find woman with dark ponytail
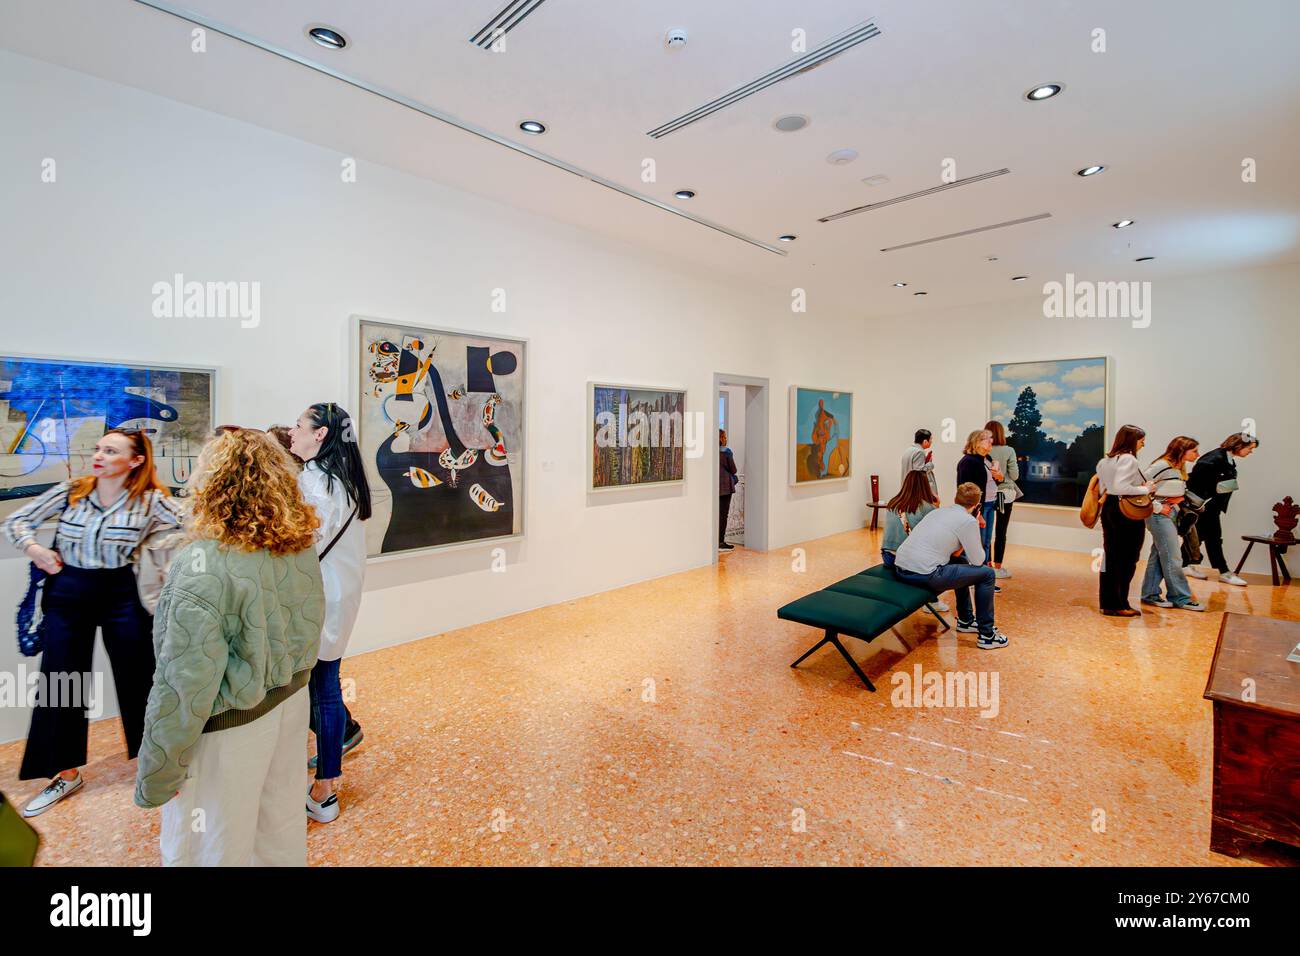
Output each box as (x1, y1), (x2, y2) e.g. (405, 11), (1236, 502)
(289, 403), (371, 823)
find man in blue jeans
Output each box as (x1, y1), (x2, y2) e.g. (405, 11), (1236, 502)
(894, 482), (1010, 649)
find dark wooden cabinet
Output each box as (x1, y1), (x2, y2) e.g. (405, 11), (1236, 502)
(1203, 613), (1300, 857)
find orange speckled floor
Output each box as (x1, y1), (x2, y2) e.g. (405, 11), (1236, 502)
(4, 529), (1298, 866)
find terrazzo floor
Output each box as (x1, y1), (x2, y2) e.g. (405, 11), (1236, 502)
(4, 528), (1297, 866)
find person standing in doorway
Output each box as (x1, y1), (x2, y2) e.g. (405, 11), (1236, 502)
(4, 428), (183, 818)
(720, 429), (738, 553)
(289, 403), (371, 824)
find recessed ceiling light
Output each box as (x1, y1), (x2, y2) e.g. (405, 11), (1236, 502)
(674, 189), (695, 200)
(306, 25), (348, 50)
(913, 291), (927, 296)
(1135, 256), (1155, 262)
(1024, 83), (1063, 101)
(1112, 219), (1135, 229)
(893, 282), (907, 288)
(1011, 275), (1029, 281)
(778, 234), (797, 242)
(1076, 165), (1106, 177)
(862, 174), (890, 187)
(773, 114), (809, 133)
(986, 256), (999, 262)
(827, 148), (859, 165)
(519, 120), (546, 135)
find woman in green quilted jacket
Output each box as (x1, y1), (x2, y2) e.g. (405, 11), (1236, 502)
(134, 427), (325, 866)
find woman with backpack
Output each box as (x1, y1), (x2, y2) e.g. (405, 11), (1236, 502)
(1184, 432), (1259, 586)
(288, 403), (371, 824)
(1139, 436), (1206, 612)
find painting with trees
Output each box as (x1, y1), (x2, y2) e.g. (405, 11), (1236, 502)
(988, 357), (1108, 507)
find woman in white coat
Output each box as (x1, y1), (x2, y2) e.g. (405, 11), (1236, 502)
(289, 402), (371, 823)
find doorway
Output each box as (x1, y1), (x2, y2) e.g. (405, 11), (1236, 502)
(712, 373), (769, 562)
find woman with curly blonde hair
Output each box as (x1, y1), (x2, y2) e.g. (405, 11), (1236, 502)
(135, 427), (326, 866)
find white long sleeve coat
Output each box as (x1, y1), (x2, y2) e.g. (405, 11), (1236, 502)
(299, 461), (365, 661)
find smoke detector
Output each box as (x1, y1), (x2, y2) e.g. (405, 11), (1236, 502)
(665, 28), (688, 49)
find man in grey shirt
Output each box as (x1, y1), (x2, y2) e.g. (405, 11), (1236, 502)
(894, 482), (1009, 649)
(901, 428), (939, 498)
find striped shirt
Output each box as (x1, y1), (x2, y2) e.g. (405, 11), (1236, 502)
(3, 481), (184, 570)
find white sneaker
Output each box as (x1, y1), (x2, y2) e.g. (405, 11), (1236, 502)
(933, 600), (950, 613)
(23, 772), (83, 817)
(1219, 572), (1248, 587)
(1185, 566), (1208, 580)
(994, 567), (1011, 579)
(977, 628), (1010, 649)
(306, 787), (340, 823)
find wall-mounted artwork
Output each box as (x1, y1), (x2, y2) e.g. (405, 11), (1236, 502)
(357, 317), (525, 557)
(790, 386), (852, 484)
(0, 355), (213, 521)
(988, 356), (1109, 508)
(588, 383), (686, 491)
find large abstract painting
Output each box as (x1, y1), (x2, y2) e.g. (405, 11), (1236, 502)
(988, 356), (1109, 508)
(790, 386), (852, 484)
(589, 383), (686, 490)
(357, 318), (525, 557)
(0, 355), (213, 521)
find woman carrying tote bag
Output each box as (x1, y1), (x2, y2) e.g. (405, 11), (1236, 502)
(1094, 425), (1156, 617)
(2, 428), (183, 817)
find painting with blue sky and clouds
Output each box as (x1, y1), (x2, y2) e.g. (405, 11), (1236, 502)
(988, 357), (1108, 507)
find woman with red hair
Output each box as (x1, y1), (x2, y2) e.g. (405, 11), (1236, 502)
(3, 428), (183, 817)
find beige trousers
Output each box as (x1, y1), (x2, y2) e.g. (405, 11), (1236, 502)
(159, 687), (309, 866)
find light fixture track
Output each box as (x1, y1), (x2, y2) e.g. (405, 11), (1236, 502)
(129, 0), (787, 256)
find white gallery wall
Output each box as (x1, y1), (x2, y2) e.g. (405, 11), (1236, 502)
(1, 51), (1297, 744)
(0, 52), (872, 742)
(860, 262), (1300, 559)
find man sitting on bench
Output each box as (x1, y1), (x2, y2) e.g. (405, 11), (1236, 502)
(893, 481), (1010, 649)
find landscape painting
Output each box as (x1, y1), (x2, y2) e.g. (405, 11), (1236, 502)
(0, 355), (213, 521)
(790, 386), (852, 484)
(357, 317), (525, 557)
(988, 356), (1109, 508)
(589, 383), (686, 490)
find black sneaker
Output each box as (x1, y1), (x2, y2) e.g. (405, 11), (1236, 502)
(718, 543), (735, 553)
(955, 619), (979, 633)
(308, 721), (364, 771)
(977, 628), (1010, 649)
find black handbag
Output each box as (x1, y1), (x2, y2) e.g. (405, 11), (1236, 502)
(1177, 489), (1207, 537)
(15, 563), (48, 657)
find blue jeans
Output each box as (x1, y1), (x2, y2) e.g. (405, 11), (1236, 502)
(308, 658), (345, 780)
(881, 550), (896, 567)
(896, 556), (997, 635)
(980, 501), (996, 564)
(1142, 510), (1193, 606)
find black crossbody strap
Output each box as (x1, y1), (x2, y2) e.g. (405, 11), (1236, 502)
(319, 507), (357, 561)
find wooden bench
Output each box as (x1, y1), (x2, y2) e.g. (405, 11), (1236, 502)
(778, 564), (950, 691)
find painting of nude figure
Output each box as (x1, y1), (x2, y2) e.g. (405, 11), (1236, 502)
(790, 386), (852, 484)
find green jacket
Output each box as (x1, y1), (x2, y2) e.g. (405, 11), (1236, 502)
(134, 539), (325, 808)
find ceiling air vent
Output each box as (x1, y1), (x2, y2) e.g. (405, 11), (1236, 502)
(879, 213), (1052, 253)
(647, 19), (882, 139)
(470, 0), (549, 49)
(820, 169), (1011, 223)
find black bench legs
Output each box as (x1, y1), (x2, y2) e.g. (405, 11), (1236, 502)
(790, 629), (877, 691)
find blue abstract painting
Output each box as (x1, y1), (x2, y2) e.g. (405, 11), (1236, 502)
(0, 355), (213, 518)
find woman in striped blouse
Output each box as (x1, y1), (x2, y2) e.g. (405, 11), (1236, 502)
(3, 428), (183, 817)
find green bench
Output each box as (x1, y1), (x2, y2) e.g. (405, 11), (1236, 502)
(777, 564), (951, 691)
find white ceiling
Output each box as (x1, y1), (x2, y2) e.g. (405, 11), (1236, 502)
(5, 0), (1299, 317)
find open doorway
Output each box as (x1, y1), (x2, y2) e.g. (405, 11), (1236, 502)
(713, 373), (769, 562)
